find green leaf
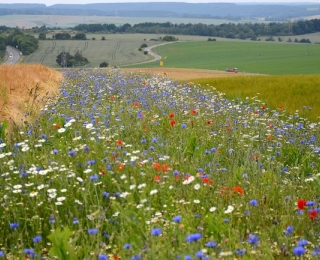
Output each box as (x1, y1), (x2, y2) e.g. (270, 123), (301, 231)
(47, 227), (77, 260)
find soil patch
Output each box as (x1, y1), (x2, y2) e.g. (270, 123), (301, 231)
(120, 68), (251, 81)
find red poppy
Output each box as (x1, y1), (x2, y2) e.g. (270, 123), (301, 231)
(297, 199), (307, 210)
(206, 121), (211, 125)
(153, 162), (161, 171)
(110, 95), (115, 100)
(154, 175), (161, 182)
(278, 105), (283, 110)
(169, 113), (175, 118)
(202, 177), (213, 184)
(309, 210), (318, 220)
(170, 120), (176, 127)
(161, 164), (170, 172)
(133, 102), (140, 107)
(54, 123), (61, 129)
(254, 110), (259, 114)
(233, 186), (243, 195)
(191, 109), (197, 115)
(118, 164), (125, 170)
(116, 140), (123, 146)
(262, 105), (267, 110)
(98, 166), (106, 175)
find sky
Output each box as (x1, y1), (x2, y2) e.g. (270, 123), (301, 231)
(2, 0), (320, 5)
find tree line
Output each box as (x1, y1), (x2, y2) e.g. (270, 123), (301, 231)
(71, 19), (320, 40)
(0, 28), (38, 59)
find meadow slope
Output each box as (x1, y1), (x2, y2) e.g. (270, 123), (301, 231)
(0, 65), (319, 259)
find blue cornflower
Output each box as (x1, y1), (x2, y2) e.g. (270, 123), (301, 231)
(9, 222), (19, 229)
(53, 148), (59, 155)
(103, 192), (110, 198)
(292, 246), (305, 256)
(87, 160), (96, 165)
(312, 248), (320, 256)
(185, 233), (202, 243)
(306, 201), (315, 207)
(173, 215), (182, 223)
(172, 170), (180, 177)
(124, 243), (131, 249)
(195, 251), (204, 259)
(68, 150), (76, 156)
(184, 255), (192, 260)
(49, 215), (55, 224)
(24, 248), (34, 254)
(151, 228), (162, 236)
(297, 239), (308, 247)
(249, 199), (258, 206)
(32, 235), (42, 243)
(205, 241), (217, 248)
(98, 254), (108, 260)
(247, 234), (259, 245)
(181, 123), (187, 129)
(90, 175), (99, 181)
(223, 218), (230, 223)
(211, 147), (216, 152)
(284, 225), (294, 235)
(130, 254), (141, 260)
(28, 253), (38, 259)
(151, 138), (158, 143)
(0, 251), (4, 257)
(88, 228), (98, 235)
(84, 145), (89, 152)
(235, 248), (246, 256)
(72, 218), (79, 224)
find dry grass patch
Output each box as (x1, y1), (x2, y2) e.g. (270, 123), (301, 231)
(0, 64), (62, 127)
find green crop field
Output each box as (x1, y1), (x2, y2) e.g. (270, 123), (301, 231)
(24, 36), (160, 67)
(23, 33), (320, 74)
(127, 40), (320, 75)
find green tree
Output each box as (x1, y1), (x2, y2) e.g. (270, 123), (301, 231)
(73, 33), (86, 40)
(39, 32), (46, 40)
(99, 61), (108, 68)
(73, 51), (89, 66)
(55, 33), (71, 40)
(56, 52), (74, 67)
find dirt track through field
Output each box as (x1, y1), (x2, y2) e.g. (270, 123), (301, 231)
(120, 68), (251, 81)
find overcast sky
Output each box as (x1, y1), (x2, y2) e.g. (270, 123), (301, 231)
(2, 0), (320, 5)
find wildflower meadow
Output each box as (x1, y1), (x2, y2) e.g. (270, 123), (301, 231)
(0, 69), (320, 259)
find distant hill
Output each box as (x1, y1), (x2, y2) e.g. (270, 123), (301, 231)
(0, 2), (320, 20)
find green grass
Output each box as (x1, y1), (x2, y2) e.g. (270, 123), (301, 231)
(127, 41), (320, 75)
